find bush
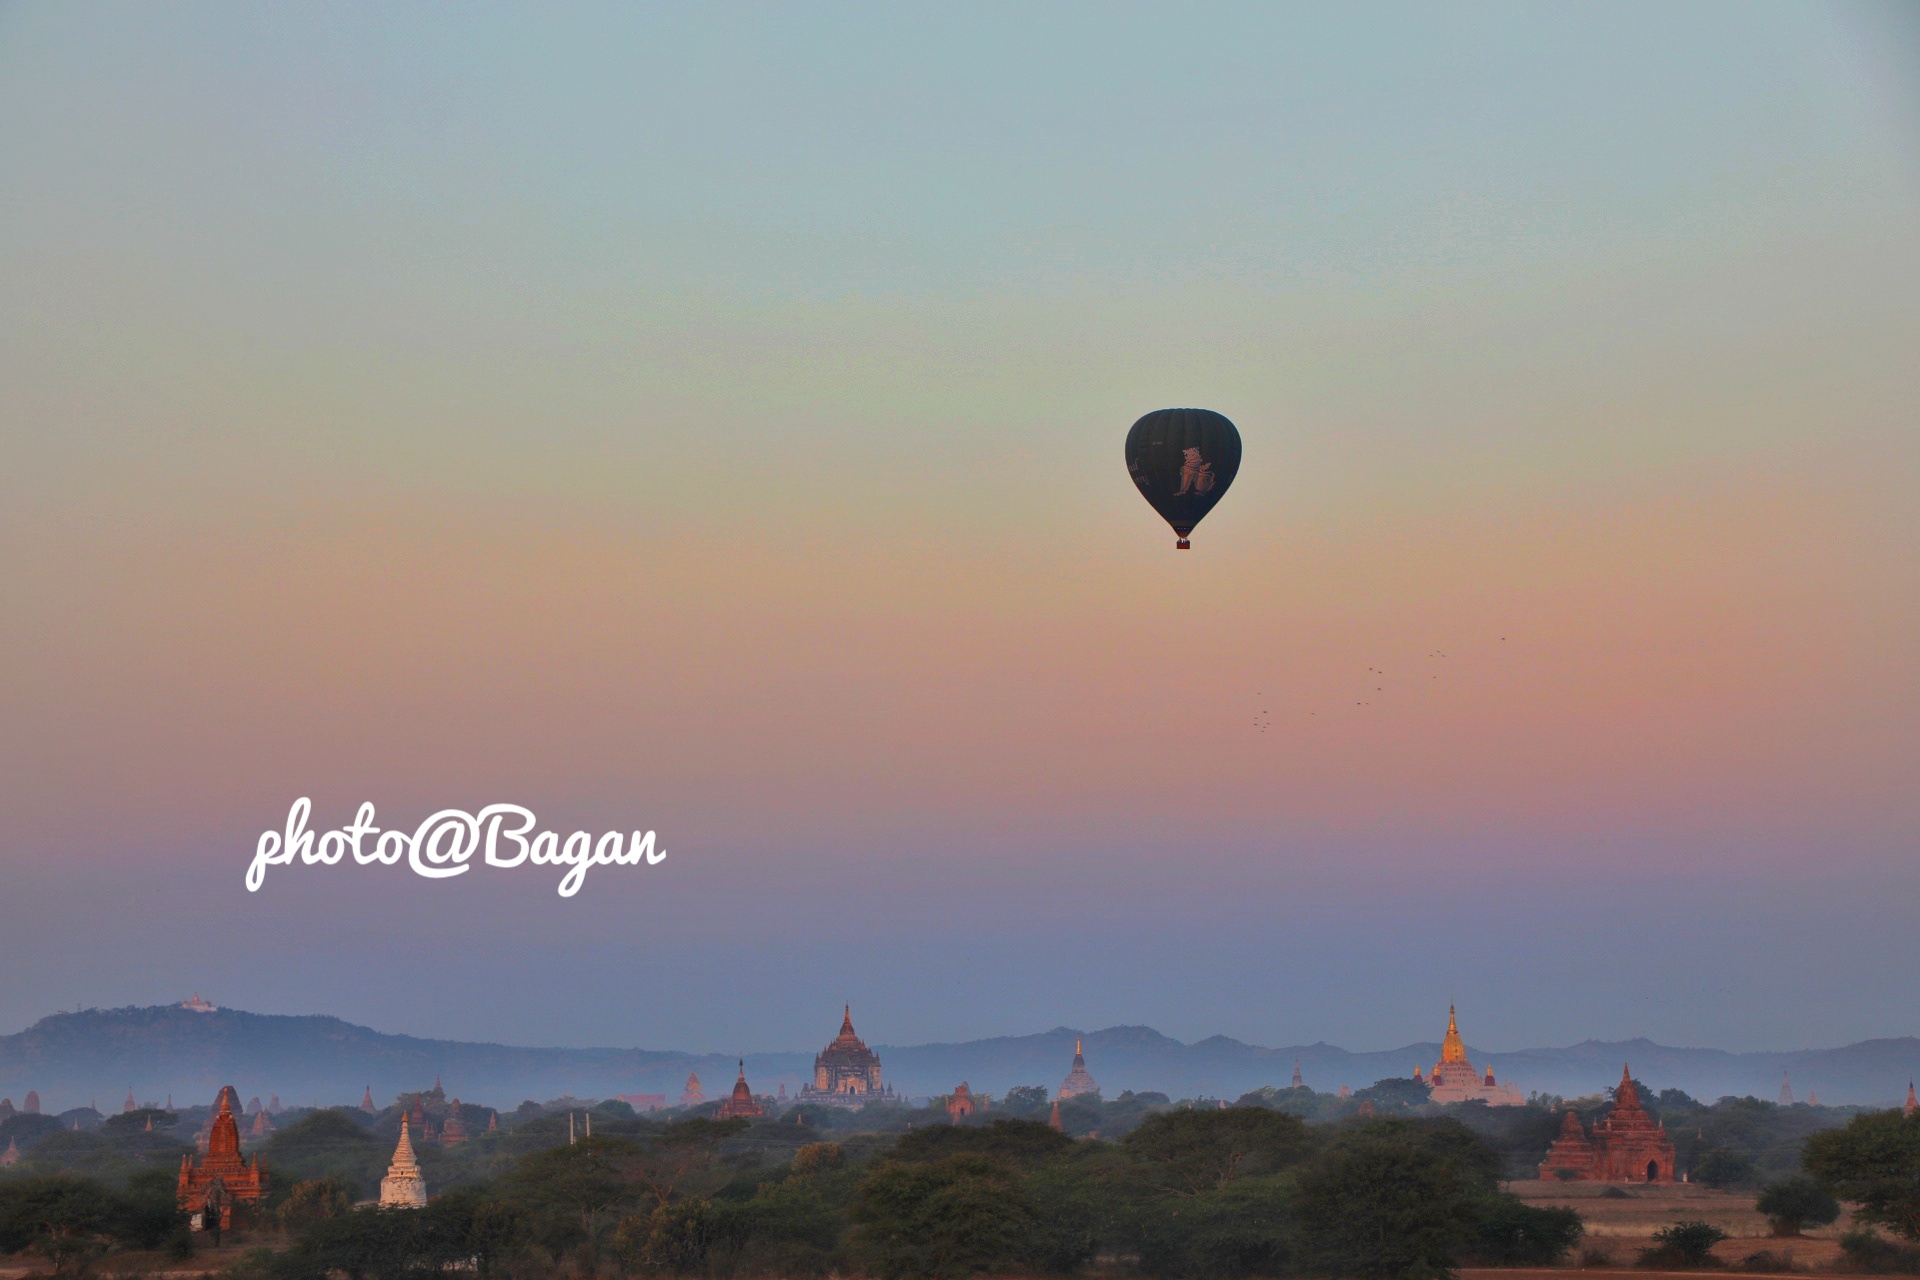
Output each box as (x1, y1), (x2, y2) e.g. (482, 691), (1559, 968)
(1839, 1228), (1920, 1274)
(1639, 1220), (1729, 1269)
(1757, 1177), (1840, 1236)
(1736, 1249), (1798, 1272)
(1468, 1196), (1583, 1266)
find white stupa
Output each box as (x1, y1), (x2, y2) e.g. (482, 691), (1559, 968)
(379, 1115), (427, 1208)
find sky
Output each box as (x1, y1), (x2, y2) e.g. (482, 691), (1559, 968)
(1, 2), (1917, 1072)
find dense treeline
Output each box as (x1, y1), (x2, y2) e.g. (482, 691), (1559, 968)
(0, 1109), (1580, 1279)
(2, 1078), (1909, 1279)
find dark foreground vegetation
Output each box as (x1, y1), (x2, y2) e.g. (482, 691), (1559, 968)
(1, 1080), (1915, 1280)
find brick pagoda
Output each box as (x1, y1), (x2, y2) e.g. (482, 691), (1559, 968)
(1537, 1065), (1676, 1183)
(177, 1087), (265, 1229)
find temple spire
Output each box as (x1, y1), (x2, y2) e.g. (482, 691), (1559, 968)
(1440, 1005), (1468, 1064)
(1906, 1082), (1916, 1118)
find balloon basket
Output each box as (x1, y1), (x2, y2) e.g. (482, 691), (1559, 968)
(1176, 538), (1190, 550)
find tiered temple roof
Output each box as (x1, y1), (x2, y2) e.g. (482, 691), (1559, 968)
(379, 1116), (427, 1208)
(1058, 1038), (1099, 1099)
(441, 1100), (469, 1145)
(177, 1086), (266, 1228)
(1537, 1065), (1676, 1183)
(716, 1062), (767, 1120)
(1424, 1007), (1525, 1106)
(801, 1007), (894, 1107)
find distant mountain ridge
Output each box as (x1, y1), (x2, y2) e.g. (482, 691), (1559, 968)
(2, 1005), (1913, 1112)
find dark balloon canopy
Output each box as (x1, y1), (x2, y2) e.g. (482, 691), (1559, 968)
(1124, 408), (1242, 548)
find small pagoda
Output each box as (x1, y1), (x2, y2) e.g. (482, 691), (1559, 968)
(715, 1062), (767, 1120)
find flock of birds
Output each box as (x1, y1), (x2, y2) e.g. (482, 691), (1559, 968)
(1251, 638), (1507, 732)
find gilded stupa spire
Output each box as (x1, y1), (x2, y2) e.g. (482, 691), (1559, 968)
(1441, 1004), (1467, 1064)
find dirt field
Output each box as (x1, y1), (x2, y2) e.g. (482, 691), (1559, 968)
(1506, 1179), (1855, 1271)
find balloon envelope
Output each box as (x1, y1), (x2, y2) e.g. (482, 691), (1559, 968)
(1124, 408), (1241, 547)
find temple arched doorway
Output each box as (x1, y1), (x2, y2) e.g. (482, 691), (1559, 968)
(1647, 1160), (1660, 1182)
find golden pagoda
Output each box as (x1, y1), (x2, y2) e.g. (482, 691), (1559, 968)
(1423, 1006), (1525, 1106)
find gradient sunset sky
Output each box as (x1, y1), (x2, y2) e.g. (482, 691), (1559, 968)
(2, 3), (1917, 1070)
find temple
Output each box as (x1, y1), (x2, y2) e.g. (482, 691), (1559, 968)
(1058, 1038), (1099, 1099)
(1905, 1083), (1916, 1118)
(177, 1087), (266, 1228)
(946, 1082), (978, 1122)
(1536, 1065), (1676, 1183)
(1780, 1073), (1795, 1105)
(716, 1062), (767, 1120)
(441, 1100), (469, 1145)
(1290, 1062), (1305, 1089)
(0, 1139), (17, 1167)
(361, 1087), (376, 1114)
(680, 1073), (705, 1107)
(379, 1116), (427, 1208)
(800, 1007), (896, 1107)
(1424, 1007), (1524, 1106)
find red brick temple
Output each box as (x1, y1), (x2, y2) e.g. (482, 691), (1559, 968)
(946, 1082), (978, 1122)
(1537, 1065), (1677, 1183)
(715, 1062), (767, 1119)
(177, 1087), (265, 1228)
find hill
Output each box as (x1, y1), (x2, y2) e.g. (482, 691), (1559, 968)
(2, 1004), (1913, 1112)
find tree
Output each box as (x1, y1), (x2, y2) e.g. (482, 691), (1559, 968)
(1638, 1220), (1728, 1268)
(1693, 1146), (1756, 1189)
(502, 1135), (641, 1253)
(0, 1175), (119, 1274)
(850, 1154), (1044, 1280)
(278, 1178), (352, 1230)
(1804, 1110), (1920, 1240)
(1295, 1126), (1486, 1280)
(1355, 1077), (1435, 1109)
(1756, 1177), (1840, 1236)
(1121, 1107), (1310, 1196)
(1001, 1086), (1050, 1115)
(790, 1142), (845, 1177)
(893, 1119), (1072, 1170)
(263, 1110), (384, 1200)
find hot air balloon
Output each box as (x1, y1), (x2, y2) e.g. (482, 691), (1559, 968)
(1124, 408), (1241, 548)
